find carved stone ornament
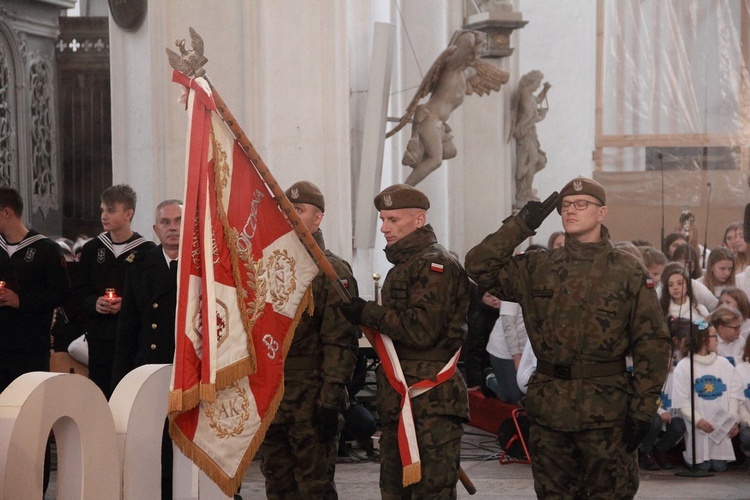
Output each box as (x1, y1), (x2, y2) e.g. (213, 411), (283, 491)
(29, 53), (58, 218)
(0, 44), (15, 187)
(108, 0), (147, 32)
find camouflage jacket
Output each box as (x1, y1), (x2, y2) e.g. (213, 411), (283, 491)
(273, 230), (359, 424)
(361, 225), (470, 424)
(465, 217), (670, 430)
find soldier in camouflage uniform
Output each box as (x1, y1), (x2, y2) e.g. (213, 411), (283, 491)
(340, 184), (470, 500)
(259, 181), (359, 500)
(465, 177), (670, 498)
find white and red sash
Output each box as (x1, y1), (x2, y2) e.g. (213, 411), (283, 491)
(370, 330), (460, 486)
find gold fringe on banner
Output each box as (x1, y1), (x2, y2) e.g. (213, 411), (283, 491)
(200, 382), (216, 403)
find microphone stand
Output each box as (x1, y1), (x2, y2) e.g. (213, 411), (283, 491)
(701, 182), (712, 269)
(675, 219), (713, 478)
(659, 152), (665, 252)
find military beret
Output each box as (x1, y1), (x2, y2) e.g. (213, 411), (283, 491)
(373, 184), (430, 211)
(558, 177), (606, 213)
(285, 181), (325, 213)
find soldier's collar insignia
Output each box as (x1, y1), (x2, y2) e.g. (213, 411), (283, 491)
(126, 252), (136, 263)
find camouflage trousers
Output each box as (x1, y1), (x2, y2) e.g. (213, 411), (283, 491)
(259, 420), (339, 500)
(529, 422), (638, 499)
(380, 415), (463, 500)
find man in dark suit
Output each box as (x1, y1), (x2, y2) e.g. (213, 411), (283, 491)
(111, 198), (181, 500)
(111, 198), (182, 387)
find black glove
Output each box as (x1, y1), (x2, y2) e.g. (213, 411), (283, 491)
(315, 406), (340, 443)
(622, 416), (652, 453)
(517, 191), (560, 231)
(339, 297), (367, 325)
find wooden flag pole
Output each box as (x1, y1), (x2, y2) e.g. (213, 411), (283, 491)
(206, 79), (352, 304)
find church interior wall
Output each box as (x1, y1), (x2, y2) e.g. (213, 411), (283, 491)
(72, 0), (749, 296)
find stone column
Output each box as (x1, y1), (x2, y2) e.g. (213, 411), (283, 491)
(0, 0), (76, 236)
(109, 1), (353, 257)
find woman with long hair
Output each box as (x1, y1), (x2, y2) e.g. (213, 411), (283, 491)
(660, 263), (709, 321)
(700, 247), (736, 297)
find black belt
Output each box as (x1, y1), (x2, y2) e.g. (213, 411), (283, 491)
(536, 359), (626, 379)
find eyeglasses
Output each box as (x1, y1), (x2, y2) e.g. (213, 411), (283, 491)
(560, 200), (602, 212)
(721, 324), (742, 332)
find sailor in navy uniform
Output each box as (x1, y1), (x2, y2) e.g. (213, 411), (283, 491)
(74, 184), (155, 398)
(0, 187), (69, 392)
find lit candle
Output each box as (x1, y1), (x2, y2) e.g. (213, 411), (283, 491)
(0, 281), (5, 291)
(105, 288), (117, 299)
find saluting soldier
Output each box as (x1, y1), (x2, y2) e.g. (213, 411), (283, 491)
(259, 181), (359, 500)
(340, 184), (470, 499)
(465, 177), (670, 498)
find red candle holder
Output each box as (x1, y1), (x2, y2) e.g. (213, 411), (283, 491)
(104, 288), (117, 299)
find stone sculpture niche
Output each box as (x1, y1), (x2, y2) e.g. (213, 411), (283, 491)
(511, 69), (551, 208)
(387, 30), (509, 186)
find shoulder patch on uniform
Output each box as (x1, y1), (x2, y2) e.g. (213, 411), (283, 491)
(340, 278), (349, 288)
(645, 277), (655, 289)
(430, 262), (444, 273)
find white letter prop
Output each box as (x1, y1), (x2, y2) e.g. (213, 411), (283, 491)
(110, 364), (173, 499)
(0, 372), (121, 498)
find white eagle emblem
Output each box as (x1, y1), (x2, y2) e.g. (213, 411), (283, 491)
(290, 187), (300, 200)
(573, 180), (583, 192)
(383, 194), (393, 207)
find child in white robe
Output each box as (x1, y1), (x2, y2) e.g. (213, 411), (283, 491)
(673, 320), (743, 472)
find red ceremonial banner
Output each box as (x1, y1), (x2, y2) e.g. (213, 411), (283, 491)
(168, 71), (318, 495)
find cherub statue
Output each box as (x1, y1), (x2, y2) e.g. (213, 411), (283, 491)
(387, 30), (509, 186)
(511, 70), (551, 208)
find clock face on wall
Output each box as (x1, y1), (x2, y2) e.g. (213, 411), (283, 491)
(108, 0), (147, 32)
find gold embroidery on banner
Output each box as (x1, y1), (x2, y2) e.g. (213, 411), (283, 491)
(209, 130), (264, 372)
(213, 135), (229, 192)
(191, 216), (201, 270)
(204, 381), (251, 439)
(216, 299), (229, 348)
(191, 295), (203, 341)
(266, 249), (297, 309)
(211, 229), (220, 264)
